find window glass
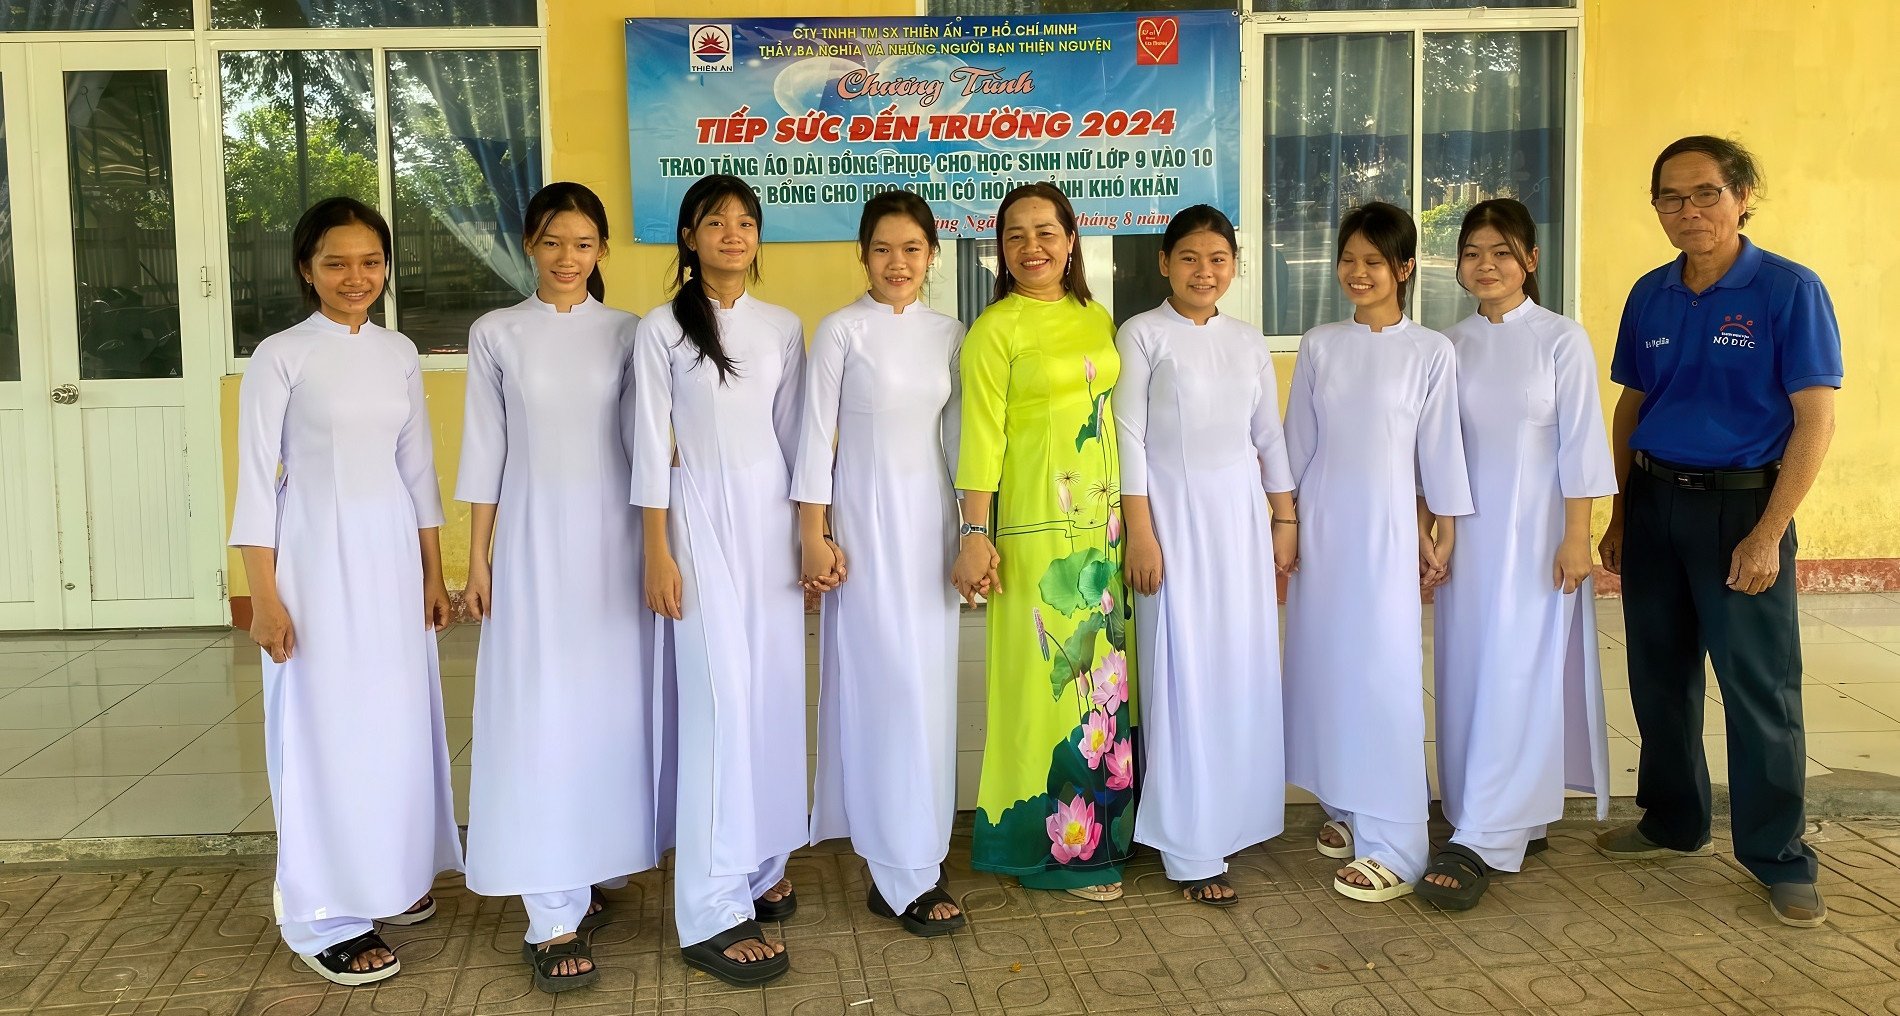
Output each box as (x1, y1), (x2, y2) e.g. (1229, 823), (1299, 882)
(0, 84), (17, 382)
(220, 50), (379, 358)
(386, 49), (543, 354)
(0, 0), (189, 31)
(212, 0), (535, 30)
(66, 71), (182, 380)
(1263, 32), (1412, 335)
(1417, 30), (1567, 330)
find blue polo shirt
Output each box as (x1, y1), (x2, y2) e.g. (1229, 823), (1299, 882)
(1611, 236), (1843, 469)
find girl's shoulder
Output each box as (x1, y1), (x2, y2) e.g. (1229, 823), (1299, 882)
(1115, 304), (1184, 351)
(596, 302), (642, 330)
(812, 302), (868, 347)
(1525, 303), (1591, 352)
(1442, 311), (1486, 345)
(743, 295), (803, 335)
(1295, 318), (1354, 350)
(636, 301), (683, 337)
(467, 298), (535, 348)
(1392, 318), (1455, 358)
(906, 300), (966, 339)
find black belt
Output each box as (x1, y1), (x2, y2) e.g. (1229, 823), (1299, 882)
(1634, 451), (1777, 491)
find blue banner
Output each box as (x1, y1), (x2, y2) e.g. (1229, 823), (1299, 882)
(625, 12), (1241, 243)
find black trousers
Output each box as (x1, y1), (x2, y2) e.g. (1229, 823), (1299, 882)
(1621, 466), (1818, 886)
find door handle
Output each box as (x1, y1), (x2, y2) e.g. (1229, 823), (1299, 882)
(51, 383), (79, 405)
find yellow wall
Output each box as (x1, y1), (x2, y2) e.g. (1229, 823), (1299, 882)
(225, 0), (1899, 600)
(1577, 0), (1895, 559)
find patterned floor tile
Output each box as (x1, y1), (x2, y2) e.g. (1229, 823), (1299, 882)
(0, 824), (1891, 1015)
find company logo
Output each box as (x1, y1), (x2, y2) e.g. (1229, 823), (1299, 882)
(689, 24), (733, 72)
(1712, 314), (1757, 349)
(1644, 335), (1670, 350)
(1136, 16), (1178, 65)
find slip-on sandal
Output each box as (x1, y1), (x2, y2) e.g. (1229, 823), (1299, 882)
(1333, 858), (1413, 902)
(1415, 843), (1493, 911)
(754, 883), (798, 922)
(680, 919), (789, 987)
(521, 937), (601, 993)
(1179, 874), (1240, 907)
(301, 931), (400, 986)
(1064, 882), (1123, 902)
(1317, 820), (1354, 859)
(380, 894), (435, 927)
(578, 886), (612, 933)
(869, 883), (967, 937)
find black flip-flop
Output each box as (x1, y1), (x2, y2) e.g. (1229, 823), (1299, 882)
(578, 886), (612, 933)
(1178, 874), (1240, 907)
(868, 883), (966, 937)
(1415, 843), (1493, 911)
(754, 884), (797, 922)
(301, 931), (400, 986)
(521, 937), (600, 993)
(680, 919), (789, 987)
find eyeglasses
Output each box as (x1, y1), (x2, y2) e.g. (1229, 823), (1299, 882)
(1650, 185), (1735, 214)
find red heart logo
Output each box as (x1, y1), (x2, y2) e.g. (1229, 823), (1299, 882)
(1137, 17), (1178, 65)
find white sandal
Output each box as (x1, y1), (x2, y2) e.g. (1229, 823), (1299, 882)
(1316, 820), (1354, 859)
(1333, 859), (1413, 902)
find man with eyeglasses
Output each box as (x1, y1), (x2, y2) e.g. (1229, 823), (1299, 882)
(1595, 135), (1842, 928)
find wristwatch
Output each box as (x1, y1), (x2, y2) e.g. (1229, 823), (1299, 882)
(959, 522), (989, 538)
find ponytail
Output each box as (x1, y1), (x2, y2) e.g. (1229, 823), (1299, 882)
(671, 174), (761, 383)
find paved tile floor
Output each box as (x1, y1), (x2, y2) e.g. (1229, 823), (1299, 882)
(3, 815), (1900, 1015)
(4, 594), (1900, 842)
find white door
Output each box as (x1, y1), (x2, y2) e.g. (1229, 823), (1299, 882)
(0, 41), (225, 630)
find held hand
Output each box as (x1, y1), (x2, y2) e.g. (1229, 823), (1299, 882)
(1125, 534), (1163, 596)
(1418, 531), (1452, 590)
(1598, 519), (1624, 576)
(800, 536), (840, 593)
(464, 563), (492, 621)
(646, 552), (685, 620)
(424, 579), (453, 631)
(952, 535), (1000, 607)
(1553, 537), (1593, 594)
(1430, 530), (1455, 589)
(826, 537), (849, 586)
(249, 600), (296, 664)
(1272, 524), (1299, 575)
(1727, 528), (1783, 596)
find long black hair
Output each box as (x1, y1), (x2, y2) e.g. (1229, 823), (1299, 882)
(292, 197), (391, 309)
(1337, 201), (1418, 308)
(992, 182), (1090, 306)
(1456, 198), (1540, 305)
(524, 182), (610, 301)
(670, 174), (762, 383)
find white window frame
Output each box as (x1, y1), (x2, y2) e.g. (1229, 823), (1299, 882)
(1237, 6), (1582, 351)
(188, 0), (550, 373)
